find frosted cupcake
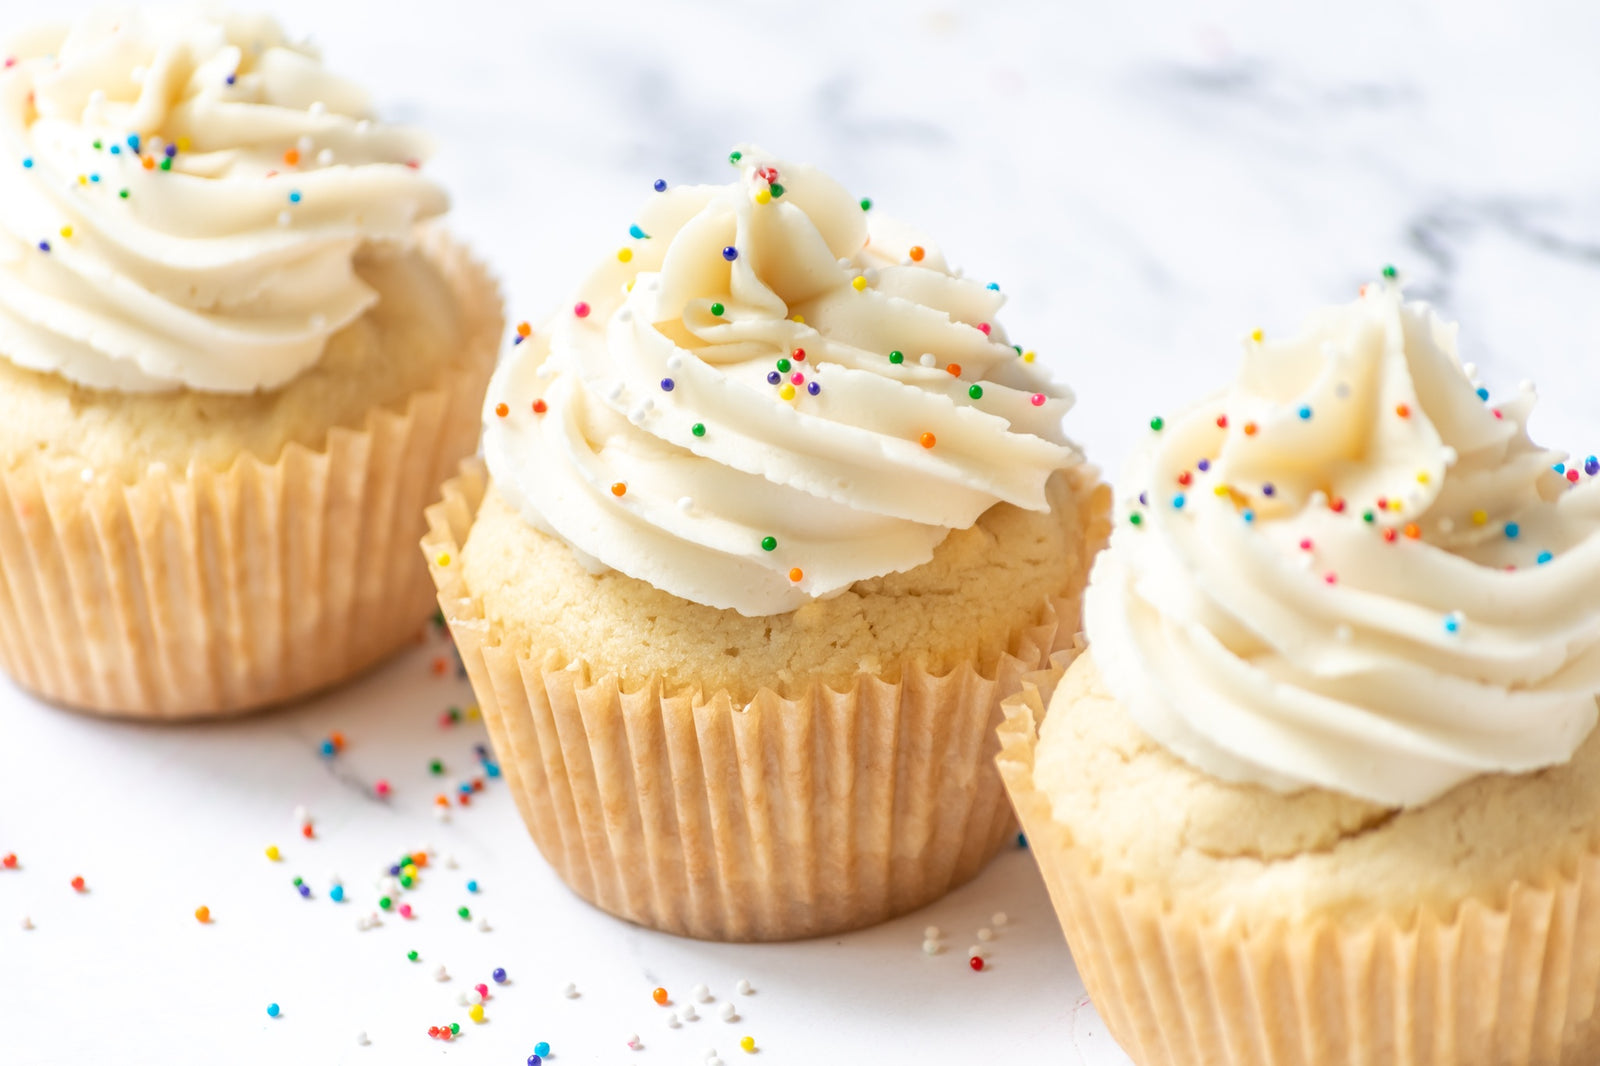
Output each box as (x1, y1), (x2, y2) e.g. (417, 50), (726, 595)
(999, 281), (1600, 1064)
(0, 9), (501, 717)
(426, 148), (1108, 941)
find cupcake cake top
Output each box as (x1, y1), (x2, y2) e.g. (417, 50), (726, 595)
(0, 7), (446, 394)
(486, 148), (1082, 617)
(1086, 278), (1600, 808)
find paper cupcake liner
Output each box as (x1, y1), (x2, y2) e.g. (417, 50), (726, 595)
(425, 461), (1110, 941)
(997, 685), (1600, 1066)
(0, 227), (501, 719)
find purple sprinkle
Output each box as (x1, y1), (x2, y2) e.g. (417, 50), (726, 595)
(1138, 492), (1148, 507)
(1587, 456), (1599, 477)
(225, 73), (236, 86)
(512, 335), (524, 345)
(387, 865), (401, 876)
(37, 241), (49, 253)
(1196, 459), (1211, 473)
(164, 144), (177, 158)
(1262, 483), (1276, 497)
(766, 371), (781, 385)
(297, 884), (311, 898)
(807, 381), (820, 395)
(722, 246), (738, 262)
(660, 378), (675, 392)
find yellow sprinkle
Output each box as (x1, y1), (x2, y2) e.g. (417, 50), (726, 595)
(1213, 484), (1231, 497)
(790, 314), (804, 324)
(740, 1036), (756, 1053)
(1250, 328), (1264, 343)
(176, 137), (191, 152)
(754, 188), (772, 205)
(466, 704), (481, 720)
(77, 174), (88, 186)
(1472, 509), (1488, 526)
(625, 278), (636, 292)
(436, 552), (451, 566)
(468, 1004), (485, 1023)
(401, 864), (417, 880)
(59, 226), (72, 239)
(778, 383), (796, 400)
(1390, 499), (1403, 512)
(1416, 471), (1430, 484)
(264, 845), (280, 862)
(1022, 350), (1036, 363)
(851, 275), (867, 292)
(617, 247), (633, 263)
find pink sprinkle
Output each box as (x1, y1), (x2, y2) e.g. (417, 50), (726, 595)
(573, 302), (591, 318)
(475, 983), (489, 998)
(1568, 469), (1581, 483)
(1299, 539), (1313, 551)
(374, 779), (391, 798)
(977, 322), (991, 335)
(790, 372), (805, 385)
(399, 903), (413, 919)
(3, 58), (14, 69)
(1030, 393), (1046, 407)
(1324, 573), (1338, 585)
(1493, 410), (1504, 420)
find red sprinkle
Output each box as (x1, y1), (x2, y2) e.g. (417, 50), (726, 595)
(1216, 415), (1229, 429)
(976, 323), (991, 335)
(969, 956), (985, 972)
(791, 347), (806, 361)
(301, 824), (315, 839)
(532, 399), (548, 415)
(1382, 529), (1398, 543)
(1177, 471), (1192, 487)
(2, 853), (16, 869)
(1329, 497), (1347, 513)
(70, 876), (85, 892)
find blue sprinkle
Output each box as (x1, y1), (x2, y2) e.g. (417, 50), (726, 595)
(1197, 459), (1211, 473)
(297, 884), (311, 898)
(474, 744), (489, 759)
(1298, 405), (1313, 420)
(458, 782), (472, 795)
(1016, 832), (1028, 849)
(330, 885), (345, 903)
(512, 335), (524, 345)
(20, 157), (32, 168)
(1555, 463), (1568, 474)
(1476, 386), (1490, 401)
(109, 144), (121, 155)
(528, 1058), (542, 1066)
(37, 241), (49, 253)
(1587, 456), (1599, 477)
(388, 864), (401, 876)
(493, 968), (507, 984)
(89, 173), (99, 183)
(1444, 614), (1461, 634)
(986, 282), (1000, 291)
(1172, 494), (1187, 509)
(319, 739), (335, 757)
(126, 133), (140, 152)
(288, 190), (302, 204)
(226, 73), (236, 86)
(652, 179), (667, 192)
(467, 880), (479, 893)
(1242, 510), (1256, 524)
(807, 381), (820, 396)
(766, 371), (781, 385)
(721, 245), (738, 262)
(1538, 551), (1554, 565)
(267, 1003), (281, 1018)
(484, 762), (502, 778)
(1505, 522), (1521, 540)
(660, 378), (675, 392)
(628, 224), (648, 240)
(534, 1042), (551, 1058)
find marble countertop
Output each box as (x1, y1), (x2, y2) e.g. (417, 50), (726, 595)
(3, 1), (1597, 1063)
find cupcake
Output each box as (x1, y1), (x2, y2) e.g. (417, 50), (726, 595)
(998, 281), (1600, 1064)
(425, 148), (1109, 941)
(0, 9), (501, 717)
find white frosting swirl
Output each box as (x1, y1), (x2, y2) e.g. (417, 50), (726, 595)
(0, 7), (446, 393)
(485, 148), (1080, 617)
(1086, 284), (1600, 808)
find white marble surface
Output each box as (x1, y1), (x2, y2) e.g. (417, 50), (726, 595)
(3, 1), (1598, 1063)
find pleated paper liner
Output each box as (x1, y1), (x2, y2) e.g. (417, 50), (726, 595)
(424, 461), (1110, 942)
(997, 670), (1600, 1066)
(0, 227), (502, 719)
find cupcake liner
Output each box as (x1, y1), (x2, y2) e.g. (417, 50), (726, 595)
(997, 682), (1600, 1066)
(0, 227), (501, 719)
(425, 461), (1110, 941)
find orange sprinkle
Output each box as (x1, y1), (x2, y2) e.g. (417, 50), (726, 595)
(652, 987), (669, 1006)
(494, 403), (509, 418)
(919, 432), (936, 449)
(1243, 422), (1259, 436)
(431, 657), (448, 676)
(946, 363), (962, 377)
(141, 155), (155, 170)
(532, 399), (548, 414)
(194, 905), (211, 924)
(283, 148), (300, 166)
(411, 852), (428, 867)
(1404, 523), (1422, 539)
(329, 731), (345, 751)
(611, 482), (627, 497)
(1396, 404), (1411, 419)
(517, 321), (532, 337)
(788, 567), (803, 583)
(434, 795), (450, 807)
(908, 245), (925, 262)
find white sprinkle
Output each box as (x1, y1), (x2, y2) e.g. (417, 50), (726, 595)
(297, 135), (314, 153)
(536, 363), (556, 380)
(923, 926), (941, 940)
(309, 101), (326, 116)
(467, 990), (483, 1005)
(1438, 517), (1456, 534)
(434, 807), (451, 823)
(735, 978), (752, 995)
(617, 308), (633, 323)
(356, 1031), (369, 1046)
(863, 267), (880, 284)
(836, 257), (853, 269)
(293, 805), (310, 826)
(329, 874), (342, 887)
(456, 992), (470, 1006)
(20, 916), (33, 931)
(666, 353), (683, 371)
(681, 1004), (697, 1021)
(667, 1013), (681, 1029)
(919, 353), (937, 367)
(130, 65), (147, 83)
(1442, 446), (1459, 466)
(992, 912), (1008, 927)
(627, 1034), (642, 1050)
(708, 1059), (724, 1066)
(309, 313), (326, 332)
(564, 982), (580, 998)
(1463, 362), (1479, 378)
(317, 149), (334, 167)
(1519, 379), (1536, 393)
(1335, 624), (1354, 644)
(693, 983), (712, 1003)
(79, 468), (94, 484)
(355, 119), (371, 134)
(443, 854), (458, 869)
(606, 382), (626, 401)
(922, 939), (941, 955)
(88, 89), (105, 108)
(477, 916), (491, 932)
(720, 1002), (737, 1022)
(677, 497), (695, 515)
(277, 211), (292, 228)
(977, 927), (994, 942)
(377, 877), (399, 895)
(435, 966), (450, 982)
(705, 1050), (718, 1062)
(967, 945), (983, 959)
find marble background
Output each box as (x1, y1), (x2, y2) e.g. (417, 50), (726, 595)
(2, 1), (1596, 1063)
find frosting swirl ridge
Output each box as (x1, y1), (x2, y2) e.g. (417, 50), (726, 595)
(0, 7), (446, 392)
(485, 148), (1080, 616)
(1086, 283), (1600, 808)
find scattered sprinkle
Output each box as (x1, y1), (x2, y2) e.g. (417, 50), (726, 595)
(267, 1003), (281, 1018)
(574, 301), (591, 318)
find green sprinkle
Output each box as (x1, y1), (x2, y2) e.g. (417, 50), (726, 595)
(292, 877), (303, 886)
(968, 384), (984, 400)
(769, 182), (784, 198)
(1129, 513), (1144, 527)
(888, 350), (904, 364)
(379, 896), (392, 910)
(710, 302), (725, 317)
(859, 197), (873, 211)
(159, 157), (171, 171)
(1362, 511), (1376, 524)
(92, 139), (102, 150)
(1013, 345), (1022, 355)
(457, 906), (471, 920)
(691, 422), (706, 437)
(1150, 417), (1165, 432)
(776, 358), (791, 373)
(1382, 264), (1397, 280)
(400, 874), (414, 889)
(407, 950), (419, 962)
(728, 150), (742, 165)
(760, 536), (777, 552)
(447, 706), (461, 722)
(449, 1024), (460, 1035)
(118, 188), (129, 199)
(428, 759), (443, 775)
